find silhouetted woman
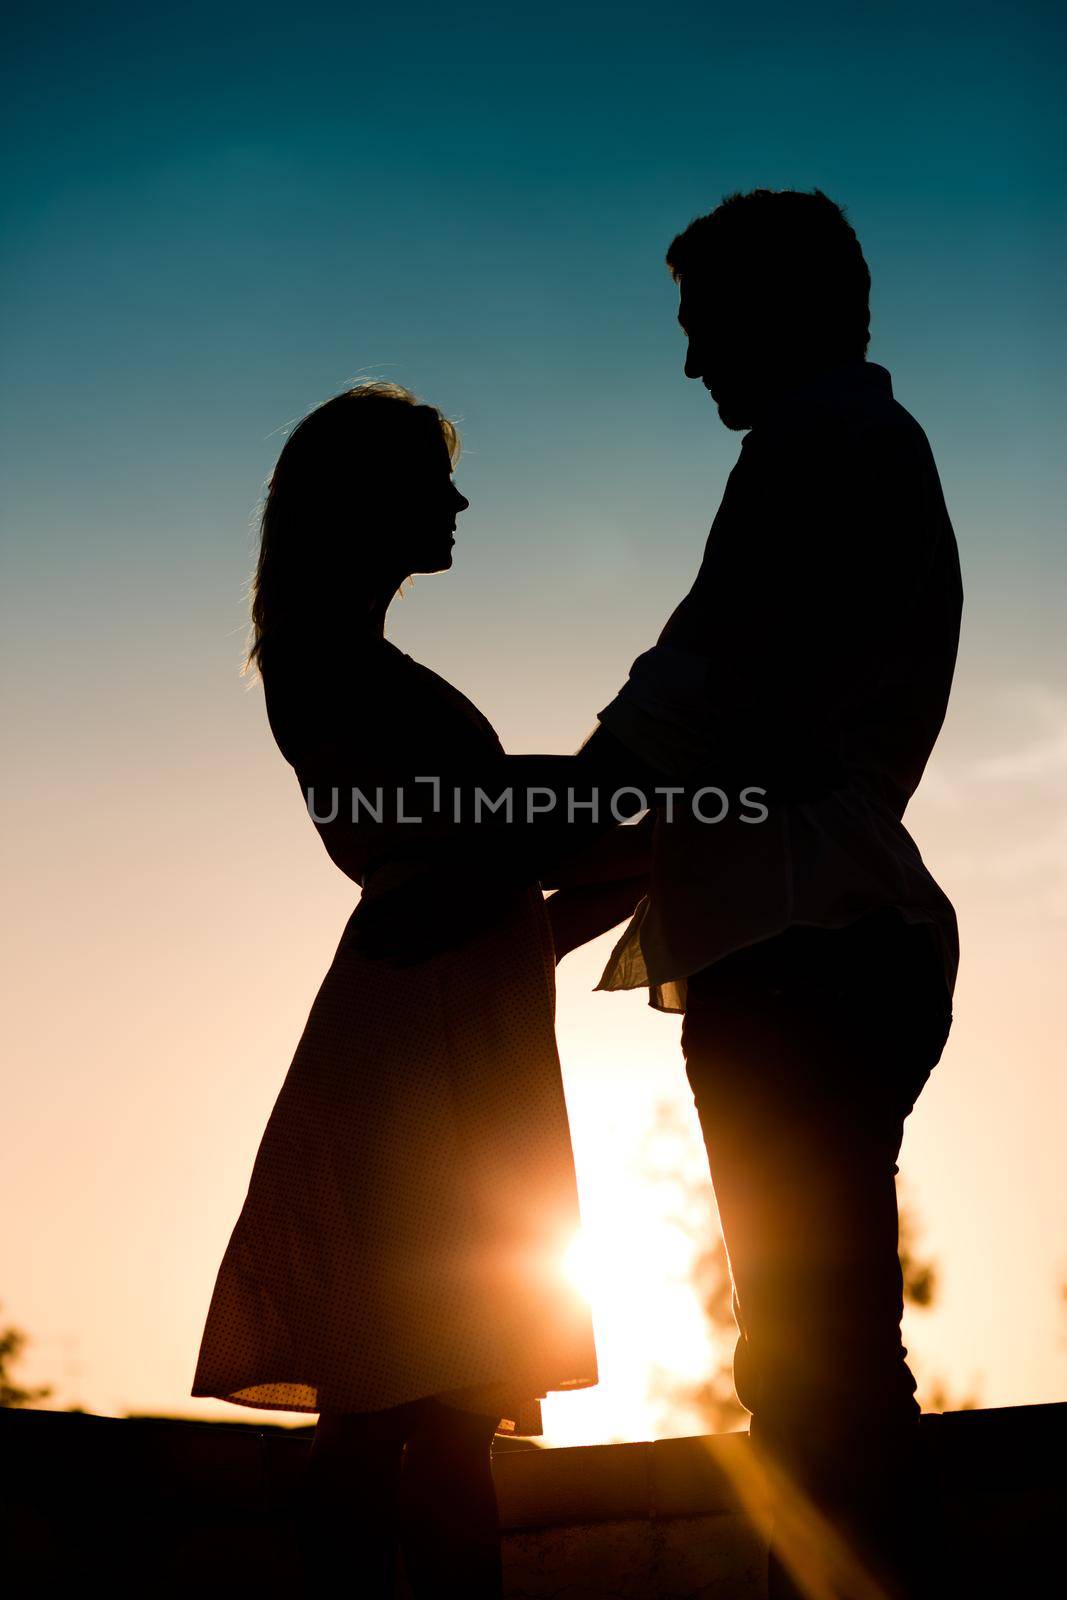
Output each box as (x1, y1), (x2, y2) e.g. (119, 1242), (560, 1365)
(190, 383), (620, 1598)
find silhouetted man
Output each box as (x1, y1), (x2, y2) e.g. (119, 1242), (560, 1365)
(588, 189), (962, 1600)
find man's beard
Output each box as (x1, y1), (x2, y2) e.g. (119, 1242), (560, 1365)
(714, 390), (755, 431)
(707, 366), (757, 431)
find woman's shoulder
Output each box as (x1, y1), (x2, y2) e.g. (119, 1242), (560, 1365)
(261, 635), (502, 767)
(261, 635), (405, 767)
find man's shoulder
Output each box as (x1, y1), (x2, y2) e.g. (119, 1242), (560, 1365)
(862, 391), (932, 447)
(850, 400), (936, 478)
(749, 394), (934, 483)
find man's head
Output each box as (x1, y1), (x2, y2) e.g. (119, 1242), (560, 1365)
(667, 188), (871, 430)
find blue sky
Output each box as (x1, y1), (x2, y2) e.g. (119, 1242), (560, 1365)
(3, 1), (1066, 1431)
(4, 0), (1064, 687)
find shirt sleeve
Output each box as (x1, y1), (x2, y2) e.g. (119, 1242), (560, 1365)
(596, 644), (712, 779)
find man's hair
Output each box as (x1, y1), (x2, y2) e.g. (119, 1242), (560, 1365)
(666, 188), (871, 359)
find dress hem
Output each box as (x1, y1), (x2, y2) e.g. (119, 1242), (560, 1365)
(190, 1370), (598, 1439)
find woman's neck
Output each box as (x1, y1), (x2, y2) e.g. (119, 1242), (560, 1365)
(361, 594), (391, 641)
(356, 574), (409, 641)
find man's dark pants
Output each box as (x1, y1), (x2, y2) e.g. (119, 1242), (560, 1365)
(681, 907), (953, 1599)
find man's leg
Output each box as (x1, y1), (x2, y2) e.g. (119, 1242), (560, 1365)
(681, 911), (952, 1599)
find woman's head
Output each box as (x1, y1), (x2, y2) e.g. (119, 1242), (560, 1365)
(246, 381), (468, 676)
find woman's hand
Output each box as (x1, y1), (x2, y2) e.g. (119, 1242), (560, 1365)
(545, 876), (649, 963)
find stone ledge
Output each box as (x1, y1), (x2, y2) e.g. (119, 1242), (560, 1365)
(3, 1404), (1065, 1596)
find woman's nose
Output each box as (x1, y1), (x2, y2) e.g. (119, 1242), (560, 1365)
(455, 489), (470, 512)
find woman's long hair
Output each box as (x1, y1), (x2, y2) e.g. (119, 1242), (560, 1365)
(243, 381), (460, 681)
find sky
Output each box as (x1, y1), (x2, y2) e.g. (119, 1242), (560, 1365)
(2, 0), (1065, 1444)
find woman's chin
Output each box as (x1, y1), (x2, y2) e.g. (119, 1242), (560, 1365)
(414, 550), (454, 575)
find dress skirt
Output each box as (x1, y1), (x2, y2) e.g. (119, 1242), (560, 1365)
(191, 877), (597, 1436)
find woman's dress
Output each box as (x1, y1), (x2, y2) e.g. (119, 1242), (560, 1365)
(190, 639), (596, 1435)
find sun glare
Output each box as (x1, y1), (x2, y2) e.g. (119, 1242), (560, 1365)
(545, 1122), (720, 1448)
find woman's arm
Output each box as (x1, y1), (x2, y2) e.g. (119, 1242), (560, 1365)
(545, 876), (648, 962)
(294, 729), (665, 963)
(293, 731), (662, 891)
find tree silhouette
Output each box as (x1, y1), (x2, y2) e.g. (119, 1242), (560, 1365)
(894, 1195), (979, 1412)
(0, 1305), (53, 1408)
(898, 1204), (937, 1306)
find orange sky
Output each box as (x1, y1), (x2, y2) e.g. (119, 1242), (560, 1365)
(4, 568), (1066, 1442)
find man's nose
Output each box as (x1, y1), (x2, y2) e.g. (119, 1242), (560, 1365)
(684, 344), (704, 381)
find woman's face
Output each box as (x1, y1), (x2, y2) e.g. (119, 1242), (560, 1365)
(400, 427), (470, 575)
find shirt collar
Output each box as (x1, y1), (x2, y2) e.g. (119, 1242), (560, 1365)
(746, 360), (893, 435)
